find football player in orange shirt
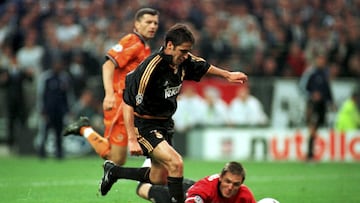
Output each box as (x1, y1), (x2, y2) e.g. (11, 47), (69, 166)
(62, 8), (159, 166)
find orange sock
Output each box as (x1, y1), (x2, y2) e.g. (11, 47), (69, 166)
(81, 127), (110, 158)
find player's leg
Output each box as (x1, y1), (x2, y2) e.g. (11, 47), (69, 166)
(307, 102), (325, 161)
(99, 159), (157, 196)
(105, 112), (128, 165)
(136, 158), (170, 202)
(99, 134), (179, 199)
(62, 116), (111, 158)
(136, 177), (195, 202)
(62, 97), (124, 161)
(136, 183), (170, 203)
(306, 101), (316, 161)
(151, 140), (184, 203)
(307, 123), (317, 160)
(107, 145), (127, 165)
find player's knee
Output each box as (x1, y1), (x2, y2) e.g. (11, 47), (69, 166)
(114, 157), (126, 166)
(107, 154), (126, 166)
(168, 157), (183, 175)
(136, 182), (151, 199)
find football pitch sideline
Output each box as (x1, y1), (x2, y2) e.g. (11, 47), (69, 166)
(0, 156), (359, 203)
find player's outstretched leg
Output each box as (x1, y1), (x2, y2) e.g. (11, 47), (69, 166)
(99, 160), (118, 196)
(62, 116), (90, 136)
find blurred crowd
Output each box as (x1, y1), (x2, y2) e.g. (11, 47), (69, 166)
(0, 0), (360, 154)
(173, 85), (269, 132)
(0, 0), (360, 80)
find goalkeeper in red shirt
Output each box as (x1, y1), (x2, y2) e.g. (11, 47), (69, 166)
(136, 161), (256, 203)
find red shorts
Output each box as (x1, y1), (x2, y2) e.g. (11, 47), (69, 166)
(103, 94), (127, 147)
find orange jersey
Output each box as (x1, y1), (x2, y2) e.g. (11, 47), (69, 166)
(106, 33), (151, 94)
(103, 33), (151, 146)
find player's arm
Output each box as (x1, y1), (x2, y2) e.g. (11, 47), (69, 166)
(123, 101), (143, 156)
(102, 60), (116, 111)
(207, 65), (248, 84)
(185, 181), (209, 203)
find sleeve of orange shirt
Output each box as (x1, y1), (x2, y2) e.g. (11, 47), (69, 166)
(106, 34), (144, 69)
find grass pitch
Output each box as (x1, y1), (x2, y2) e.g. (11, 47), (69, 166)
(0, 155), (359, 203)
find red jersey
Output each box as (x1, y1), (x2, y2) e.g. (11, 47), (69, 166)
(185, 174), (256, 203)
(106, 32), (151, 94)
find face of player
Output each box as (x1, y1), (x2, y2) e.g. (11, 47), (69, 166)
(166, 41), (193, 66)
(219, 172), (243, 198)
(135, 14), (159, 40)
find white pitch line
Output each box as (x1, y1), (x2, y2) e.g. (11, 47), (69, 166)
(0, 179), (135, 187)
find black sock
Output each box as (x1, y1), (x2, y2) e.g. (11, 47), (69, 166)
(167, 176), (184, 203)
(111, 167), (151, 182)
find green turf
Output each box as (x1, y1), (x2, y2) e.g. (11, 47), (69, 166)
(0, 155), (359, 203)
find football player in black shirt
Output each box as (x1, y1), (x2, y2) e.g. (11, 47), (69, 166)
(99, 23), (247, 203)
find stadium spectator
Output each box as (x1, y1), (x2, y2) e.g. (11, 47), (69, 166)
(335, 89), (360, 131)
(0, 46), (33, 148)
(136, 161), (255, 203)
(327, 31), (352, 77)
(62, 8), (160, 166)
(348, 51), (360, 77)
(0, 0), (359, 79)
(285, 42), (307, 77)
(201, 86), (229, 126)
(260, 56), (278, 76)
(55, 12), (82, 47)
(15, 28), (44, 124)
(303, 24), (330, 66)
(16, 28), (44, 82)
(68, 51), (87, 98)
(228, 85), (268, 126)
(172, 85), (206, 155)
(299, 54), (335, 161)
(173, 85), (206, 131)
(98, 24), (247, 202)
(198, 14), (232, 66)
(226, 2), (262, 69)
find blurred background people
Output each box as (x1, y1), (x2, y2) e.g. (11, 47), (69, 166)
(335, 89), (360, 131)
(0, 45), (33, 149)
(16, 29), (44, 111)
(228, 85), (268, 126)
(173, 85), (206, 155)
(201, 86), (229, 127)
(173, 85), (206, 132)
(36, 58), (74, 159)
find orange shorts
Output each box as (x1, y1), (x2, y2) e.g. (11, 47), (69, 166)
(103, 94), (127, 147)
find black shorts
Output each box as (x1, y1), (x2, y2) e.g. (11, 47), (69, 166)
(134, 117), (174, 156)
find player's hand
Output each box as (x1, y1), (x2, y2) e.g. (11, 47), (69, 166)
(103, 93), (116, 111)
(128, 139), (143, 156)
(227, 72), (248, 84)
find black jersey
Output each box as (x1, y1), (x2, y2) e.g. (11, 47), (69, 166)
(123, 47), (210, 118)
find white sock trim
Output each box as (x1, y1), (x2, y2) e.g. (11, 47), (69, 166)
(83, 128), (94, 138)
(141, 158), (152, 167)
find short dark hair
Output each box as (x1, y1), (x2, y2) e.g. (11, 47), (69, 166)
(135, 8), (159, 21)
(220, 161), (246, 182)
(165, 23), (195, 47)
